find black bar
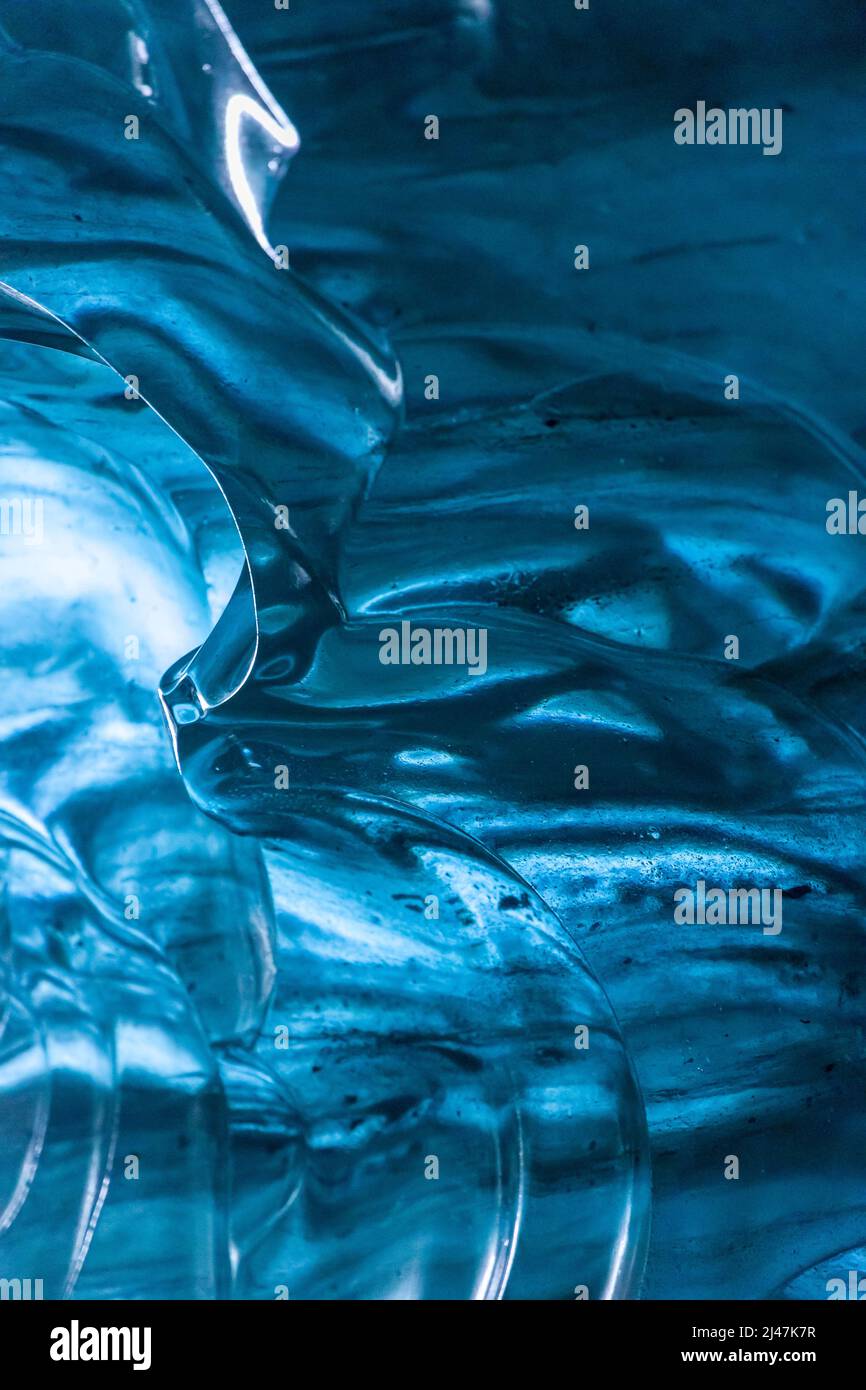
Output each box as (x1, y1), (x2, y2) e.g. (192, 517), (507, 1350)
(1, 1298), (859, 1376)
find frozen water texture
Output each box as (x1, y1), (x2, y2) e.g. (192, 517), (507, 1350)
(0, 0), (864, 1298)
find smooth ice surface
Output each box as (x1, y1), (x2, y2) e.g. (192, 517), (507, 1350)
(0, 0), (864, 1299)
(0, 0), (647, 1300)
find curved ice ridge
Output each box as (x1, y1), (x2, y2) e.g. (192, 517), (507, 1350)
(0, 0), (647, 1300)
(0, 0), (864, 1300)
